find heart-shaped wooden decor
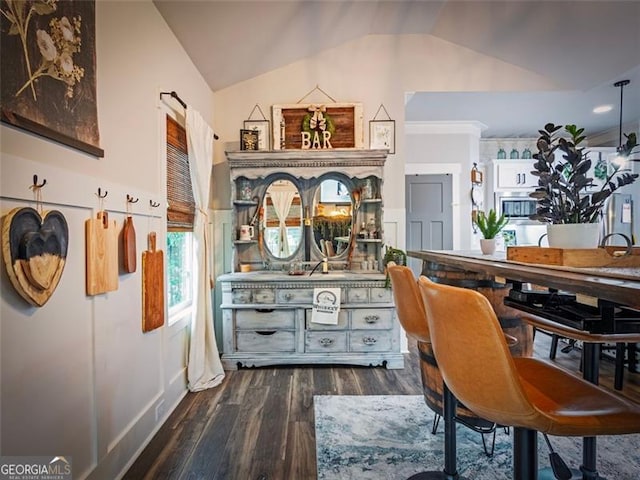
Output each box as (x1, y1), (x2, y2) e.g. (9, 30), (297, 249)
(1, 207), (69, 306)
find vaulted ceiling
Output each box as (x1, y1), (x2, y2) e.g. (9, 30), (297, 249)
(154, 0), (640, 138)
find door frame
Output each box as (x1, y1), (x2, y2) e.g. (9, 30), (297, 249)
(404, 162), (462, 250)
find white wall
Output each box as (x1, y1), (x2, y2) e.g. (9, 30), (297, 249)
(0, 2), (215, 479)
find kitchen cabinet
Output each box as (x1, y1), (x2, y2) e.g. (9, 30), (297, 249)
(493, 159), (537, 190)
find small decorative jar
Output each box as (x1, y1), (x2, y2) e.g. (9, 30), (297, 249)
(522, 148), (532, 159)
(510, 148), (520, 159)
(497, 148), (506, 159)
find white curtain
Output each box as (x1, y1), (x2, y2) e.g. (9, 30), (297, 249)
(186, 107), (225, 392)
(270, 190), (295, 257)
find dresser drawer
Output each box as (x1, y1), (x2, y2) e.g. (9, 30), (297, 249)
(232, 289), (252, 304)
(370, 287), (392, 303)
(305, 331), (348, 353)
(253, 289), (275, 304)
(306, 309), (349, 330)
(349, 330), (393, 352)
(235, 309), (295, 330)
(236, 330), (295, 352)
(347, 288), (368, 303)
(351, 309), (393, 330)
(277, 289), (314, 304)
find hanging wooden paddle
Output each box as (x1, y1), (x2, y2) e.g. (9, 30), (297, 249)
(122, 216), (137, 273)
(142, 232), (164, 332)
(86, 210), (119, 295)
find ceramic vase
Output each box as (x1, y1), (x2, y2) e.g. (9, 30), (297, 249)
(546, 223), (600, 249)
(480, 238), (497, 255)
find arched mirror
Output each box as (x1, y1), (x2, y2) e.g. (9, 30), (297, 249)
(312, 177), (353, 257)
(263, 179), (303, 259)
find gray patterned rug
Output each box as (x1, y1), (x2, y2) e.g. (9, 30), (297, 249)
(314, 395), (640, 480)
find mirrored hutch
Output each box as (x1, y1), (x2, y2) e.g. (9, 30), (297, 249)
(218, 149), (403, 369)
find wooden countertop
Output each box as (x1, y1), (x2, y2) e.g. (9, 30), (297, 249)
(407, 250), (639, 309)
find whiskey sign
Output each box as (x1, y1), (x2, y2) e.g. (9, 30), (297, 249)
(272, 103), (363, 150)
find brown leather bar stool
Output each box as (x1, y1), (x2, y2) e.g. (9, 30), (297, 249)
(388, 263), (501, 456)
(387, 263), (467, 479)
(418, 276), (640, 480)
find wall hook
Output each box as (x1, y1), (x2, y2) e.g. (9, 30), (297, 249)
(96, 188), (108, 199)
(31, 174), (47, 189)
(126, 194), (139, 203)
(149, 200), (160, 208)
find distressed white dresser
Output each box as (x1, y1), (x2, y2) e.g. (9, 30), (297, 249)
(218, 272), (404, 369)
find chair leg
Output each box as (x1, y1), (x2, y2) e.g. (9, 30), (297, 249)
(629, 343), (638, 373)
(614, 342), (625, 390)
(480, 429), (497, 457)
(431, 412), (441, 435)
(549, 334), (559, 360)
(512, 427), (538, 480)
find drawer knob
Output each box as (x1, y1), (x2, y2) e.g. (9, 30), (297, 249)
(319, 337), (334, 347)
(362, 336), (377, 346)
(364, 315), (379, 323)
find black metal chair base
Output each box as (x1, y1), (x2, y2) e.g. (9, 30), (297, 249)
(407, 472), (456, 480)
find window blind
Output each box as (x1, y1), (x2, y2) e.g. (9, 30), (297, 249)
(166, 115), (195, 231)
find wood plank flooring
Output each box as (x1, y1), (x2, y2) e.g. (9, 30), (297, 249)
(124, 334), (639, 480)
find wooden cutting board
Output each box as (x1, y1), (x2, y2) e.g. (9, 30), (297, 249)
(86, 211), (118, 295)
(122, 216), (137, 273)
(142, 232), (164, 332)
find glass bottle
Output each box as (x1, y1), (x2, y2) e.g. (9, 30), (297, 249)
(497, 148), (506, 159)
(510, 148), (519, 159)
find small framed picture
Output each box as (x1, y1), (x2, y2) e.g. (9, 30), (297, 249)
(369, 119), (395, 154)
(240, 129), (259, 151)
(243, 119), (271, 150)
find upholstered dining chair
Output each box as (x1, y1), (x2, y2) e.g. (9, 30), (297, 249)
(387, 263), (500, 457)
(418, 276), (640, 480)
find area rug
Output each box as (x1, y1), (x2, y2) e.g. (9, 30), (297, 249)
(315, 395), (640, 480)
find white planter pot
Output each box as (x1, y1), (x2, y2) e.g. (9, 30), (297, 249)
(546, 223), (600, 249)
(480, 238), (497, 255)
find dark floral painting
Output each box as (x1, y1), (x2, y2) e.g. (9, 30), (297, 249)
(1, 0), (102, 156)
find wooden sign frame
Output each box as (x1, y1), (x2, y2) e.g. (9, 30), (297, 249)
(272, 103), (363, 150)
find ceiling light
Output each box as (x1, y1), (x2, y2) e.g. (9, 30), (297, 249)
(592, 104), (613, 114)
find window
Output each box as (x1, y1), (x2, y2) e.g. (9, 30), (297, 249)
(166, 115), (195, 320)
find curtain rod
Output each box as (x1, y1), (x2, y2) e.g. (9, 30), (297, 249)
(160, 91), (219, 140)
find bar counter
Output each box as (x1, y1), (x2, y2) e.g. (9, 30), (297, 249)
(408, 249), (639, 310)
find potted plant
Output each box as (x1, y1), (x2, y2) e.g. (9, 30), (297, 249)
(529, 123), (638, 248)
(383, 245), (407, 287)
(474, 209), (509, 254)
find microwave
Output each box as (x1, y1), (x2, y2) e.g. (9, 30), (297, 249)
(495, 192), (538, 223)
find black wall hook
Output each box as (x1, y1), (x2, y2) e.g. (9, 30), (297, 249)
(127, 194), (139, 203)
(96, 188), (108, 199)
(32, 174), (47, 188)
(150, 200), (160, 208)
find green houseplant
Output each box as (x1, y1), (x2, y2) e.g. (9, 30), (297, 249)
(473, 209), (508, 254)
(530, 123), (638, 248)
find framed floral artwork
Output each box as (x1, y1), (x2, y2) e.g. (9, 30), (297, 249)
(0, 0), (103, 157)
(369, 119), (395, 154)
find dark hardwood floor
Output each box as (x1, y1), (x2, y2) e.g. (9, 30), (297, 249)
(124, 333), (640, 480)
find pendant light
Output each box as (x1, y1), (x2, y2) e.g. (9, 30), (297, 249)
(614, 79), (637, 158)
